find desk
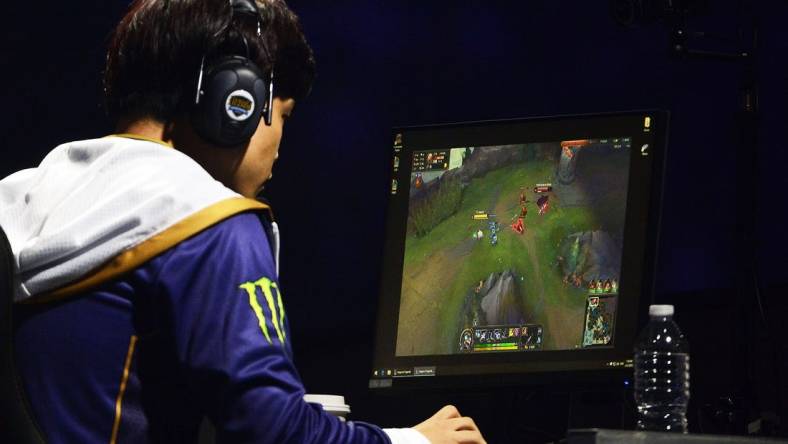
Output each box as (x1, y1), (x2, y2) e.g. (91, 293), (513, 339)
(568, 429), (787, 443)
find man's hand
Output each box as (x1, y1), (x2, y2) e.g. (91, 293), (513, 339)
(413, 405), (486, 444)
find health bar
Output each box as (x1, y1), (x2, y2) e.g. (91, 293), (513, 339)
(474, 343), (518, 350)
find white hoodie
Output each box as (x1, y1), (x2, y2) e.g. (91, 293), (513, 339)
(0, 135), (266, 302)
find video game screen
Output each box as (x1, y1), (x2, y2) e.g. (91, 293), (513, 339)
(394, 138), (632, 356)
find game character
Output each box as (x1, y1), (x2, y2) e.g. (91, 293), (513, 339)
(510, 207), (527, 234)
(474, 280), (484, 294)
(510, 217), (524, 234)
(519, 187), (527, 206)
(603, 279), (612, 293)
(488, 221), (498, 246)
(588, 280), (597, 292)
(612, 279), (618, 293)
(536, 194), (550, 215)
(414, 172), (423, 189)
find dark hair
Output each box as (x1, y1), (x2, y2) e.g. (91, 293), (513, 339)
(103, 0), (315, 123)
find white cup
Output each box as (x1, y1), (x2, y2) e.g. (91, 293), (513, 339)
(304, 394), (351, 422)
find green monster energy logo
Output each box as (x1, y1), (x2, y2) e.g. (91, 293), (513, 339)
(239, 277), (286, 344)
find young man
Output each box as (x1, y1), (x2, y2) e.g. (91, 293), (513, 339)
(0, 0), (485, 443)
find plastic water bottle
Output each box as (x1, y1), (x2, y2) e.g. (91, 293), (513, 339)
(634, 304), (690, 433)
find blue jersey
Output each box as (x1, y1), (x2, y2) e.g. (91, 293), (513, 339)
(14, 212), (390, 443)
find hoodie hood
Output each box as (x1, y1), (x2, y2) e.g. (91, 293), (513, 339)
(0, 136), (244, 301)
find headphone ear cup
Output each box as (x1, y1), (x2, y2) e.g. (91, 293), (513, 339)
(192, 56), (268, 147)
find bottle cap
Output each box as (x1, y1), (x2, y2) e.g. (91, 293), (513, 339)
(649, 304), (674, 317)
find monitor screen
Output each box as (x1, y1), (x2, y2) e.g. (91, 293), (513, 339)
(372, 111), (667, 388)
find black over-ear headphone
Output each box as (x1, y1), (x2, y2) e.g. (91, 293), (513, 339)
(191, 0), (274, 147)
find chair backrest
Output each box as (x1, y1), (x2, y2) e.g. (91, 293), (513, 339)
(0, 225), (45, 443)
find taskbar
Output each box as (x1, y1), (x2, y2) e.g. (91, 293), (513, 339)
(369, 358), (634, 388)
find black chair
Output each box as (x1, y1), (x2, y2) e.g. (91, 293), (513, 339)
(0, 225), (45, 443)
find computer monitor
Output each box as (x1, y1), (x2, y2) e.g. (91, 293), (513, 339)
(371, 111), (667, 389)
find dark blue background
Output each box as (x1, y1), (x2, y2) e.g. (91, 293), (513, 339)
(3, 1), (787, 440)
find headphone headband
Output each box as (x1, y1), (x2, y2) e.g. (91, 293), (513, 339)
(231, 0), (260, 18)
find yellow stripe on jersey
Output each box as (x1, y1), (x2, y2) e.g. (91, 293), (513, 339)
(26, 197), (270, 304)
(110, 335), (138, 444)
